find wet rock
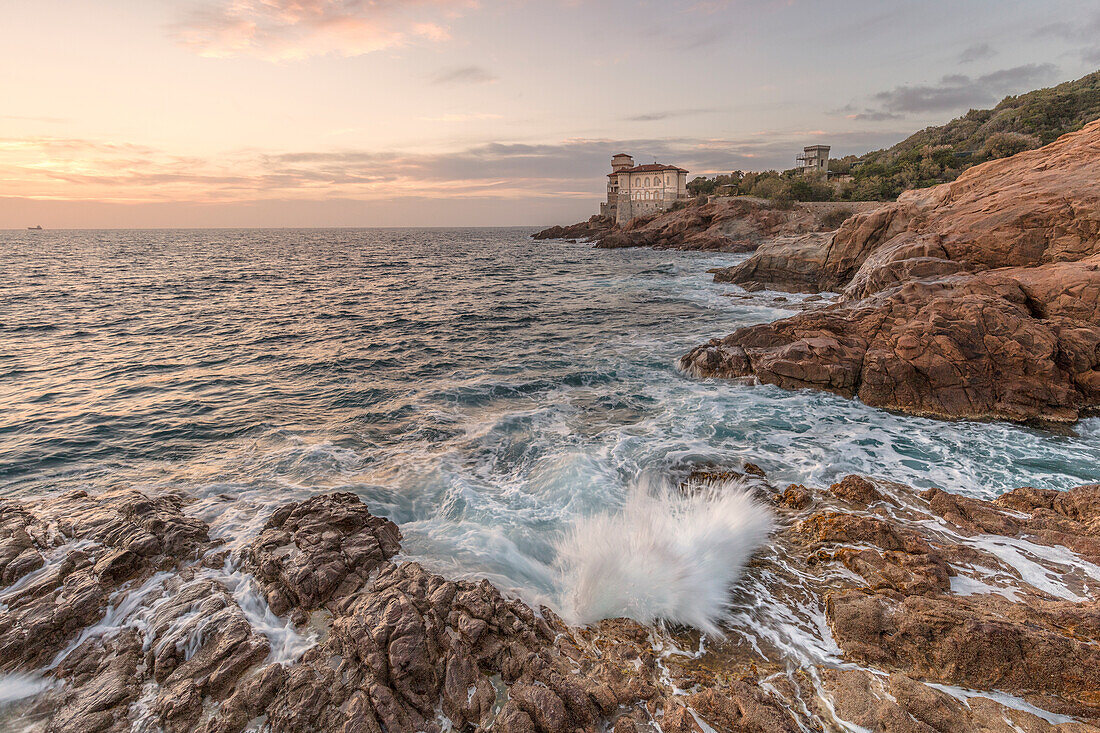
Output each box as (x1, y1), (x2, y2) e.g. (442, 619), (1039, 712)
(46, 630), (146, 733)
(827, 591), (1100, 717)
(8, 483), (1100, 733)
(772, 484), (812, 510)
(819, 669), (1093, 733)
(0, 489), (208, 672)
(829, 474), (884, 505)
(531, 215), (613, 242)
(686, 685), (802, 732)
(242, 492), (402, 617)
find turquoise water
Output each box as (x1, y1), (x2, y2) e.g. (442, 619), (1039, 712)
(2, 227), (1098, 602)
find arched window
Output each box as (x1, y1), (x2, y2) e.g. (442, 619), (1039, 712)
(644, 177), (650, 187)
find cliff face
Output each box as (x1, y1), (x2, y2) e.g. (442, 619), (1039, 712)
(686, 118), (1100, 424)
(533, 198), (877, 252)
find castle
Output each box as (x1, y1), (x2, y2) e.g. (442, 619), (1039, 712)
(600, 153), (689, 225)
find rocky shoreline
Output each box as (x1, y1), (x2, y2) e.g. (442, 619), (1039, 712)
(533, 198), (878, 252)
(5, 113), (1099, 733)
(3, 468), (1100, 732)
(682, 118), (1100, 424)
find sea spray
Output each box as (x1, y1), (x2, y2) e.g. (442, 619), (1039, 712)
(556, 478), (773, 635)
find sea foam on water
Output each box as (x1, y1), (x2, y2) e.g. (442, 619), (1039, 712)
(557, 478), (773, 635)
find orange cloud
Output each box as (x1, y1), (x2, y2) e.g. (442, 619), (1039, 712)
(172, 0), (479, 61)
(0, 129), (908, 206)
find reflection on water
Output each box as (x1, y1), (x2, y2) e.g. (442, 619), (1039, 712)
(2, 227), (1098, 603)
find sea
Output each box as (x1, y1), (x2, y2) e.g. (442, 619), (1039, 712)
(3, 226), (1100, 612)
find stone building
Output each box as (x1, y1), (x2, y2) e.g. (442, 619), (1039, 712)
(796, 145), (830, 175)
(600, 153), (689, 225)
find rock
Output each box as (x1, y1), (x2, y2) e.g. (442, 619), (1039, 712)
(829, 475), (883, 505)
(242, 492), (402, 617)
(827, 591), (1100, 717)
(818, 669), (1094, 733)
(712, 232), (835, 291)
(0, 489), (208, 672)
(772, 484), (812, 510)
(541, 199), (880, 253)
(532, 215), (613, 241)
(686, 685), (801, 732)
(7, 482), (1100, 732)
(684, 119), (1100, 423)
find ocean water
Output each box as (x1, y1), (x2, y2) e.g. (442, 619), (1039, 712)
(3, 226), (1099, 611)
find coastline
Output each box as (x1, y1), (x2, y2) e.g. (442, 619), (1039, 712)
(2, 112), (1098, 733)
(3, 468), (1099, 731)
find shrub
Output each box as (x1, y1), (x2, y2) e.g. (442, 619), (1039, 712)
(821, 207), (855, 230)
(981, 131), (1042, 159)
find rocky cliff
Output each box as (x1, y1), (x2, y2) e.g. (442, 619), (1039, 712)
(685, 118), (1100, 423)
(533, 198), (877, 252)
(4, 472), (1100, 732)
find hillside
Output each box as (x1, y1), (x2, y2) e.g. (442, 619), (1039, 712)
(831, 69), (1100, 199)
(864, 70), (1100, 157)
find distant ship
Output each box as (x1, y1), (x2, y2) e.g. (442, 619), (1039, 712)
(28, 225), (43, 230)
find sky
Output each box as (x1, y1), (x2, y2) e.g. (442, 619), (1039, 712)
(1, 0), (1097, 228)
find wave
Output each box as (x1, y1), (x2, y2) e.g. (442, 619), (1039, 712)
(556, 477), (773, 635)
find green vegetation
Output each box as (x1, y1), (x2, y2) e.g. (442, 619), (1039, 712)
(688, 169), (839, 202)
(688, 70), (1100, 203)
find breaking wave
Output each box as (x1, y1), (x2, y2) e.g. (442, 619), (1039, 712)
(556, 478), (773, 635)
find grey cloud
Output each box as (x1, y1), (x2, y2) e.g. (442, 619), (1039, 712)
(848, 111), (904, 121)
(871, 63), (1059, 114)
(431, 66), (499, 85)
(259, 131), (910, 186)
(623, 109), (720, 122)
(1033, 12), (1100, 41)
(958, 43), (994, 64)
(828, 104), (903, 121)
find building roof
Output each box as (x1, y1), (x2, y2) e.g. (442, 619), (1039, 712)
(608, 163), (688, 177)
(612, 152), (633, 158)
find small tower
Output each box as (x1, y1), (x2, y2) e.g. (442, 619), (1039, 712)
(796, 145), (830, 174)
(611, 153), (634, 172)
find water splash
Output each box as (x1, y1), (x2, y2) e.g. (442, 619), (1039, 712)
(556, 478), (773, 635)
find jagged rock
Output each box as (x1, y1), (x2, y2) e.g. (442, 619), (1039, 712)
(828, 591), (1100, 717)
(819, 669), (1094, 733)
(538, 199), (878, 252)
(0, 489), (208, 671)
(685, 119), (1100, 423)
(829, 474), (884, 505)
(242, 492), (402, 620)
(6, 483), (1100, 732)
(772, 484), (812, 510)
(531, 215), (613, 241)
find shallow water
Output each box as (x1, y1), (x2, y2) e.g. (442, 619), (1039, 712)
(2, 226), (1099, 609)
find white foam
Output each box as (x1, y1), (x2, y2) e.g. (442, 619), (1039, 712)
(966, 535), (1100, 602)
(927, 683), (1080, 725)
(556, 478), (773, 635)
(212, 562), (316, 665)
(0, 672), (54, 704)
(948, 573), (1021, 601)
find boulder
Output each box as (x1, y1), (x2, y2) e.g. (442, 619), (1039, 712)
(685, 119), (1100, 423)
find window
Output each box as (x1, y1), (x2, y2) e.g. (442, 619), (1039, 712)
(644, 177), (650, 187)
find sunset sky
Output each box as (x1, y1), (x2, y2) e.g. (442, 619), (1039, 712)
(2, 0), (1097, 228)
